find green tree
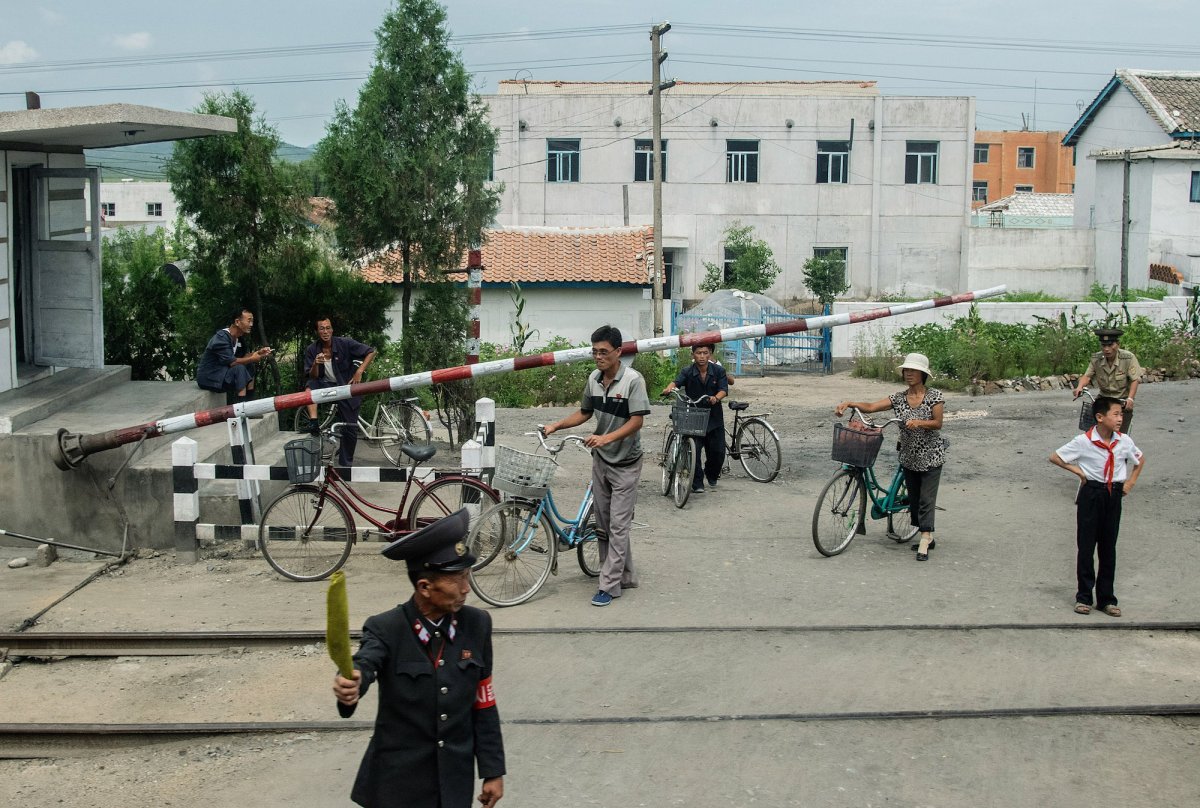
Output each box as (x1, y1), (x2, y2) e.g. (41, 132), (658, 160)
(101, 228), (191, 380)
(700, 223), (781, 294)
(165, 89), (312, 349)
(802, 252), (851, 307)
(316, 0), (500, 372)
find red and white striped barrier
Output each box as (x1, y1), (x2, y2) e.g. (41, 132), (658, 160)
(52, 285), (1005, 469)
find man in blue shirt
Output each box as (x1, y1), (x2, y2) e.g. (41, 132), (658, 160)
(662, 343), (729, 493)
(195, 308), (272, 402)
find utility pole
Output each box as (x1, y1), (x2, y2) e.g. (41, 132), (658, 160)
(650, 22), (674, 337)
(1120, 149), (1131, 298)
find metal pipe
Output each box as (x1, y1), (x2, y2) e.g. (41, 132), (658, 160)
(0, 528), (124, 558)
(51, 286), (1006, 469)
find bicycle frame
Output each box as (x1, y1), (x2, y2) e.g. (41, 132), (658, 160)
(725, 406), (768, 456)
(505, 483), (595, 555)
(850, 461), (908, 522)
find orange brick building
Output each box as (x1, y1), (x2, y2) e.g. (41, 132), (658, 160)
(971, 131), (1074, 208)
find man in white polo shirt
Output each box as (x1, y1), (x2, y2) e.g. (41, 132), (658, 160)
(1050, 395), (1146, 618)
(544, 325), (651, 607)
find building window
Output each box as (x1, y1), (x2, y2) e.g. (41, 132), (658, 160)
(634, 139), (667, 182)
(147, 202), (163, 217)
(100, 202), (116, 218)
(546, 139), (580, 183)
(1191, 171), (1200, 203)
(974, 143), (990, 164)
(816, 141), (849, 184)
(972, 181), (988, 203)
(1014, 185), (1034, 193)
(905, 141), (939, 184)
(722, 245), (738, 283)
(726, 140), (759, 183)
(813, 246), (848, 269)
(1017, 147), (1036, 168)
(487, 152), (494, 182)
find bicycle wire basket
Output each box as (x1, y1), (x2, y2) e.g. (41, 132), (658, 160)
(831, 422), (885, 468)
(284, 437), (322, 484)
(1078, 400), (1095, 431)
(492, 444), (558, 500)
(671, 400), (710, 437)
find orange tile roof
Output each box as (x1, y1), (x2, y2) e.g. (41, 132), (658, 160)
(359, 226), (654, 285)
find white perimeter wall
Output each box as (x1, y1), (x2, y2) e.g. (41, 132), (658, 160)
(384, 285), (669, 349)
(966, 228), (1094, 298)
(831, 298), (1194, 360)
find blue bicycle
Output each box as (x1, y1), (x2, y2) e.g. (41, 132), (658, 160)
(467, 430), (600, 607)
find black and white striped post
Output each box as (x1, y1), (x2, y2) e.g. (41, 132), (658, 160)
(172, 437), (199, 564)
(226, 417), (260, 525)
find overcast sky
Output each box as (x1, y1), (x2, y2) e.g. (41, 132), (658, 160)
(3, 0), (1199, 148)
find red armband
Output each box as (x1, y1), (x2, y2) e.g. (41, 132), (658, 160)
(474, 676), (496, 710)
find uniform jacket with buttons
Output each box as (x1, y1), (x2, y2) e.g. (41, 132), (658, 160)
(341, 600), (505, 808)
(1085, 348), (1143, 399)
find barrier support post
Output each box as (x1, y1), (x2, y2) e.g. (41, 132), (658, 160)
(172, 437), (199, 564)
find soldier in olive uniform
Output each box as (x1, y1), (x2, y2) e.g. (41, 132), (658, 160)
(333, 509), (505, 808)
(1074, 328), (1143, 434)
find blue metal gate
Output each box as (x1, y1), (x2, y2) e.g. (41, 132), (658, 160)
(672, 304), (831, 375)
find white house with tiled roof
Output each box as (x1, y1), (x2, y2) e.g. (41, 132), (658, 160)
(364, 225), (657, 348)
(484, 80), (975, 304)
(1065, 70), (1200, 287)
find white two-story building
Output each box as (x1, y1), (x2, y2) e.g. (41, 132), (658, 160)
(486, 80), (975, 303)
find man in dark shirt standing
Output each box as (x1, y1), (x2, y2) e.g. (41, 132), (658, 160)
(302, 317), (376, 465)
(662, 343), (729, 493)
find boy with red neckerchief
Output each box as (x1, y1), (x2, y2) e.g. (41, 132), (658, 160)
(1050, 396), (1146, 617)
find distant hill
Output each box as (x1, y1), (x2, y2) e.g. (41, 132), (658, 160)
(85, 141), (315, 181)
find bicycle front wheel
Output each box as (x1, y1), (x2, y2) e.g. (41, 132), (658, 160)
(576, 503), (600, 577)
(812, 469), (866, 557)
(659, 432), (677, 497)
(468, 500), (556, 607)
(672, 437), (693, 508)
(259, 485), (354, 582)
(407, 477), (499, 532)
(736, 417), (781, 482)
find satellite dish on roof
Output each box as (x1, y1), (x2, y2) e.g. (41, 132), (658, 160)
(159, 259), (191, 289)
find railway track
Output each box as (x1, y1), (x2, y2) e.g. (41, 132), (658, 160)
(4, 621), (1198, 657)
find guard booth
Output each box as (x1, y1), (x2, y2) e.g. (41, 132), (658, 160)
(0, 103), (236, 394)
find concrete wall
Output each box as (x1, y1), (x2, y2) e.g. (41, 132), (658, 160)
(966, 228), (1094, 297)
(830, 297), (1194, 360)
(384, 285), (670, 348)
(486, 92), (974, 300)
(1072, 85), (1172, 229)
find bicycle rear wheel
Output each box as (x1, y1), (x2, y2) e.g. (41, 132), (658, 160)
(736, 417), (781, 482)
(672, 437), (693, 508)
(812, 468), (866, 557)
(407, 477), (499, 532)
(468, 500), (556, 607)
(377, 400), (433, 466)
(575, 503), (600, 577)
(259, 485), (354, 582)
(659, 432), (677, 496)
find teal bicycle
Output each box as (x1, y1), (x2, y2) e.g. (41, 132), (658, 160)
(811, 408), (918, 557)
(467, 430), (600, 607)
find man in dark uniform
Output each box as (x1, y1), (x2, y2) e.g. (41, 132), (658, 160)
(332, 509), (505, 808)
(661, 343), (729, 493)
(1074, 328), (1143, 434)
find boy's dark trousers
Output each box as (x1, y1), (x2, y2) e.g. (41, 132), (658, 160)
(1076, 480), (1123, 608)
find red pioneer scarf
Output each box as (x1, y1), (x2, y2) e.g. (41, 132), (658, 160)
(1087, 427), (1118, 493)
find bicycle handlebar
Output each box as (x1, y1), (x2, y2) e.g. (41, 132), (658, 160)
(1074, 388), (1126, 404)
(529, 427), (590, 456)
(843, 407), (904, 430)
(662, 389), (713, 406)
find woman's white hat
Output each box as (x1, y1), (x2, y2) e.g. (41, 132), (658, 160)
(898, 353), (931, 376)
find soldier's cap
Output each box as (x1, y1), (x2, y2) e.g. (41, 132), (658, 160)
(381, 508), (475, 573)
(1094, 327), (1124, 344)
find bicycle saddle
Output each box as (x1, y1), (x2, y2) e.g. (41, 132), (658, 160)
(401, 443), (437, 463)
(727, 400), (749, 411)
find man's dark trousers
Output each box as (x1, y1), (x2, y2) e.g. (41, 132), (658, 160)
(692, 425), (726, 487)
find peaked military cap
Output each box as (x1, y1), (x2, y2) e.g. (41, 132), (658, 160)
(1094, 328), (1124, 344)
(381, 508), (475, 572)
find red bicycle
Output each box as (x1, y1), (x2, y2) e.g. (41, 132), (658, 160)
(258, 423), (500, 581)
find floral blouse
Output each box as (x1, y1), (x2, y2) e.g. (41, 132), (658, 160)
(888, 388), (947, 471)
